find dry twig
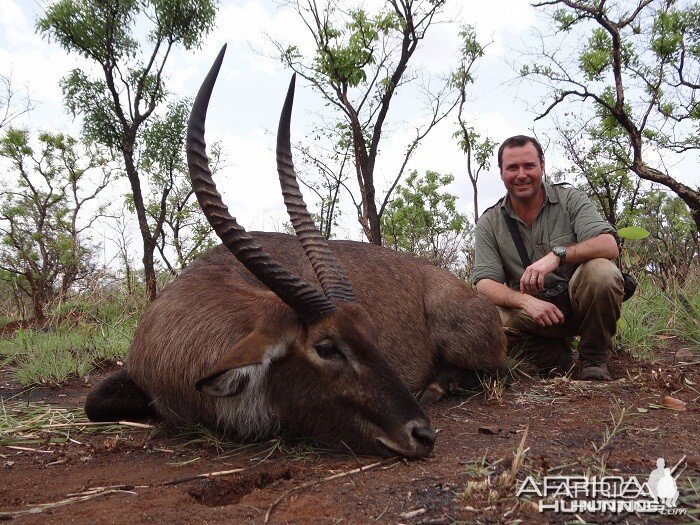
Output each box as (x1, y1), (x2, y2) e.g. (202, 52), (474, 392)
(0, 489), (135, 519)
(0, 467), (248, 518)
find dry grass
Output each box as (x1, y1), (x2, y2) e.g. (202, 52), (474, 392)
(0, 400), (154, 447)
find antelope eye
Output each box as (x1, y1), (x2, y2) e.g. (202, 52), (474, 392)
(314, 342), (341, 360)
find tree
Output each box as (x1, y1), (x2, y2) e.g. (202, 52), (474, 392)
(554, 121), (642, 228)
(37, 0), (216, 300)
(291, 129), (353, 239)
(0, 74), (33, 132)
(138, 99), (219, 274)
(452, 25), (496, 223)
(105, 204), (137, 295)
(624, 189), (698, 289)
(553, 121), (698, 288)
(523, 0), (700, 231)
(276, 0), (457, 245)
(0, 129), (113, 320)
(381, 170), (469, 270)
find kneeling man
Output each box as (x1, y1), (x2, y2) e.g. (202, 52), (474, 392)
(473, 135), (624, 380)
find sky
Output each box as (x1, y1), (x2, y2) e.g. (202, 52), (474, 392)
(1, 0), (696, 262)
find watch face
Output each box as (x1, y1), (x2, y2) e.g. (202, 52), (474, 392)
(553, 246), (566, 259)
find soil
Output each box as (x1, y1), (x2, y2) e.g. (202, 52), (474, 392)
(1, 343), (698, 524)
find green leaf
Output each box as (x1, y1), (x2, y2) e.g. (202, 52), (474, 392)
(618, 226), (650, 240)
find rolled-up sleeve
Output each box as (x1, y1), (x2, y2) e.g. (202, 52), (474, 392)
(472, 214), (505, 285)
(567, 189), (616, 242)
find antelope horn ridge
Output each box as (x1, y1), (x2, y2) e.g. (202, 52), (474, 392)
(276, 75), (356, 303)
(186, 44), (336, 323)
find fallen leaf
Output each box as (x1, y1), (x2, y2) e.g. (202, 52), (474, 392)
(676, 348), (695, 359)
(478, 426), (502, 435)
(660, 395), (687, 411)
(102, 436), (120, 450)
(636, 407), (648, 413)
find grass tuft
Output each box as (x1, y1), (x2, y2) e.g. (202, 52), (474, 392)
(618, 272), (700, 362)
(0, 400), (152, 447)
(173, 423), (342, 462)
(617, 278), (673, 361)
(0, 323), (133, 386)
(0, 288), (141, 386)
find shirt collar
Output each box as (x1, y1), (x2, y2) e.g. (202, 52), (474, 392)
(543, 182), (559, 203)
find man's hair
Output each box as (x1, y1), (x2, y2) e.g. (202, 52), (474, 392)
(497, 135), (544, 168)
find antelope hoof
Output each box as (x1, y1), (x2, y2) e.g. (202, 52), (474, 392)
(419, 382), (445, 405)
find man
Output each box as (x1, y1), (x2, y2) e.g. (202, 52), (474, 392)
(473, 135), (624, 380)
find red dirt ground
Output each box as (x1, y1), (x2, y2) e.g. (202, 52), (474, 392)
(1, 344), (698, 524)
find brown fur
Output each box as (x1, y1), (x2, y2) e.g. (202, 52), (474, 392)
(88, 233), (506, 457)
(121, 232), (505, 438)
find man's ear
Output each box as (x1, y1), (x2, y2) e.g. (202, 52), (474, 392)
(195, 330), (289, 397)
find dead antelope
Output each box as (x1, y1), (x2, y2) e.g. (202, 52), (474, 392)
(85, 45), (507, 458)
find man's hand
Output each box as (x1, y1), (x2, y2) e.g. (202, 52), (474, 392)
(520, 252), (560, 295)
(521, 294), (565, 326)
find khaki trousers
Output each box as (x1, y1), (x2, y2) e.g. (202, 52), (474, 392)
(497, 258), (624, 367)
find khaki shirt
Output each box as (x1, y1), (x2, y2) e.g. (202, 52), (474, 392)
(472, 183), (616, 290)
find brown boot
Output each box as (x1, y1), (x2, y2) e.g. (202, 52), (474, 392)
(579, 359), (612, 381)
(549, 346), (574, 377)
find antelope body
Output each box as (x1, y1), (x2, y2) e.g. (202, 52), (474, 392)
(85, 46), (506, 458)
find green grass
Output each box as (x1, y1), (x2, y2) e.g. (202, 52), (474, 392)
(617, 271), (700, 361)
(0, 322), (134, 386)
(0, 288), (142, 386)
(673, 280), (700, 347)
(617, 278), (674, 360)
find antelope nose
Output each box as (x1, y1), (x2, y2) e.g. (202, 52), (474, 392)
(411, 424), (436, 450)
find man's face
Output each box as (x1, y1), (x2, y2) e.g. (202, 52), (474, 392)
(500, 143), (544, 204)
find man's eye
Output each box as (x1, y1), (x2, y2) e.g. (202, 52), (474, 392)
(314, 342), (341, 359)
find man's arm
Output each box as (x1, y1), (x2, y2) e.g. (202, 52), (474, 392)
(476, 278), (565, 326)
(519, 233), (619, 295)
(476, 233), (618, 327)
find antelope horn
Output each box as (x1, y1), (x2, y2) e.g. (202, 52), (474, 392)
(186, 44), (336, 324)
(276, 75), (356, 303)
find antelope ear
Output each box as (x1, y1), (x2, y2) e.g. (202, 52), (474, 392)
(195, 331), (290, 397)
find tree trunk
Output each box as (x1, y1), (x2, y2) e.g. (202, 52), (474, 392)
(360, 148), (381, 245)
(28, 280), (49, 322)
(31, 296), (45, 322)
(121, 136), (158, 301)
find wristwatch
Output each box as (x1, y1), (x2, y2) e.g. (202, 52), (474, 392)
(552, 245), (567, 264)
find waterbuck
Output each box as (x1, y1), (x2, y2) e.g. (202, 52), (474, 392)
(85, 46), (507, 458)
